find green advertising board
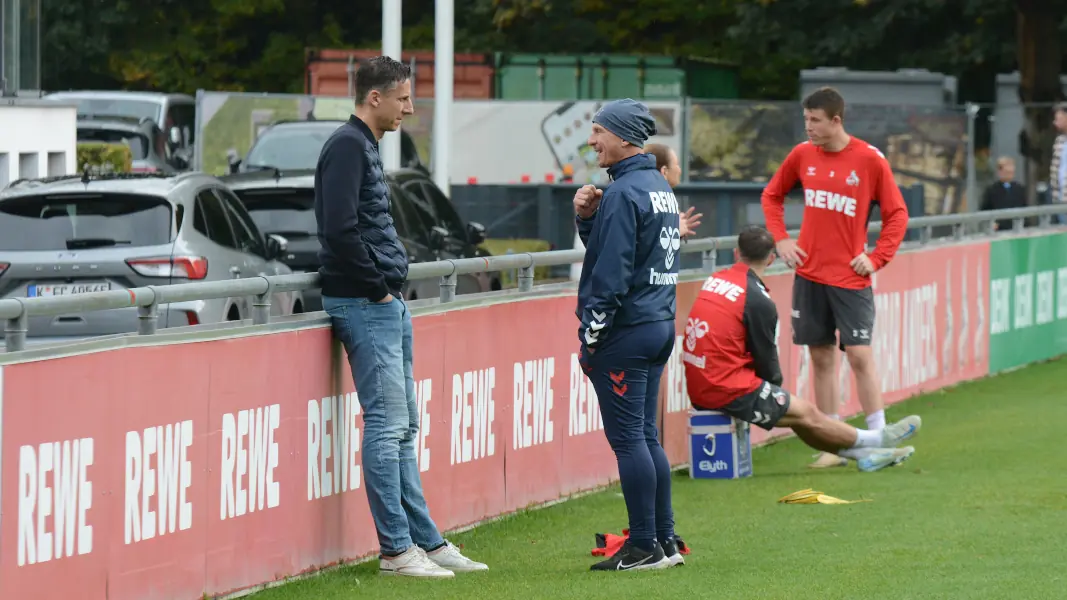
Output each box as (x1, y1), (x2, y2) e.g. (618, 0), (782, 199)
(988, 232), (1067, 372)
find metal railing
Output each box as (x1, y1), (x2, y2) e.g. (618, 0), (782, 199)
(1, 205), (1065, 352)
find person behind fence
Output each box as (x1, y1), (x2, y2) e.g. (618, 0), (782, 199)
(644, 142), (703, 238)
(314, 55), (488, 578)
(684, 225), (922, 472)
(572, 98), (683, 572)
(1049, 102), (1067, 225)
(980, 157), (1026, 231)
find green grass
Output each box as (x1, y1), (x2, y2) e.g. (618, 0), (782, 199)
(248, 358), (1067, 600)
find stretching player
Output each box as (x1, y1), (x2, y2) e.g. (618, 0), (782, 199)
(683, 226), (919, 472)
(761, 87), (909, 469)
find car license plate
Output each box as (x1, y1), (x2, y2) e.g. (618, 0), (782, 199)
(27, 282), (113, 297)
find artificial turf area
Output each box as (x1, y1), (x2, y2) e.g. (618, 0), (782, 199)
(247, 357), (1066, 600)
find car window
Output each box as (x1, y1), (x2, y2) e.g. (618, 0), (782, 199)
(389, 183), (432, 244)
(167, 102), (196, 145)
(417, 181), (467, 237)
(235, 188), (317, 239)
(68, 98), (161, 123)
(0, 193), (172, 251)
(76, 128), (149, 160)
(215, 188), (267, 256)
(243, 123), (342, 171)
(194, 189), (237, 248)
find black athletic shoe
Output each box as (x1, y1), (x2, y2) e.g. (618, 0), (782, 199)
(661, 536), (685, 567)
(590, 540), (671, 572)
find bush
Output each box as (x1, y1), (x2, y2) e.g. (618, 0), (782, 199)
(76, 142), (133, 174)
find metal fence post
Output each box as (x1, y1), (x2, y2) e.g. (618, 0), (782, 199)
(137, 305), (158, 335)
(702, 240), (718, 272)
(965, 103), (979, 212)
(252, 278), (273, 325)
(1039, 213), (1051, 227)
(920, 226), (932, 245)
(440, 272), (457, 303)
(952, 223), (964, 241)
(518, 261), (534, 292)
(1013, 217), (1025, 231)
(5, 301), (27, 352)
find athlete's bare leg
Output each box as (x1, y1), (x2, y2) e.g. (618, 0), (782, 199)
(844, 345), (885, 422)
(809, 344), (839, 417)
(776, 393), (858, 452)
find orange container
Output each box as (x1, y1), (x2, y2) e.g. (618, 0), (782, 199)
(305, 48), (495, 99)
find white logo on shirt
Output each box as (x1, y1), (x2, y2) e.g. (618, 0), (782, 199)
(660, 226), (681, 269)
(803, 188), (857, 216)
(807, 166), (816, 176)
(685, 317), (709, 352)
(846, 170), (860, 186)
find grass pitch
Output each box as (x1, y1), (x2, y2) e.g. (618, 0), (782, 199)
(248, 358), (1067, 600)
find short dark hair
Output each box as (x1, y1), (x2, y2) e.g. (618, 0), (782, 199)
(802, 86), (846, 120)
(737, 225), (776, 263)
(354, 56), (412, 105)
(644, 143), (674, 170)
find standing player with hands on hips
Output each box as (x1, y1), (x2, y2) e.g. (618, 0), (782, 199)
(573, 99), (683, 572)
(761, 87), (915, 469)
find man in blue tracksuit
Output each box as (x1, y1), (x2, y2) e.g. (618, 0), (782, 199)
(573, 99), (682, 572)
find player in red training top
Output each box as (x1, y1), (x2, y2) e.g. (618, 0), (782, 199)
(761, 87), (909, 469)
(684, 226), (920, 472)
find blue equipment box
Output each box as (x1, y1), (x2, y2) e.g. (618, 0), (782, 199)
(688, 409), (753, 480)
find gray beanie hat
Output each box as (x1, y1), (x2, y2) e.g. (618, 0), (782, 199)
(592, 99), (658, 148)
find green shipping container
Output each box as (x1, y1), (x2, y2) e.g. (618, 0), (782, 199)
(493, 53), (739, 101)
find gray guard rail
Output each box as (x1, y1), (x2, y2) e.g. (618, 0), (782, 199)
(1, 204), (1065, 353)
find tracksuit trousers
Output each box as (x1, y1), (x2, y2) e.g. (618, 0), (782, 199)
(580, 319), (676, 551)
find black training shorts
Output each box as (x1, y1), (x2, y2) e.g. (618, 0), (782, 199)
(721, 380), (791, 431)
(791, 274), (875, 350)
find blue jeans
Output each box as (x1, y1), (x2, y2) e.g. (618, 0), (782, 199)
(322, 295), (445, 556)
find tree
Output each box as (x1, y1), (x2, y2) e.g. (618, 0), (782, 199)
(1015, 0), (1065, 203)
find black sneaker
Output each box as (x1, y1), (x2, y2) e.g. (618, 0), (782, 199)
(590, 540), (670, 571)
(661, 536), (685, 567)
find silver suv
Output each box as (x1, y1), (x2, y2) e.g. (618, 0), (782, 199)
(0, 171), (302, 345)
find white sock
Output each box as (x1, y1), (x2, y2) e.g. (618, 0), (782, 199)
(851, 428), (883, 449)
(866, 410), (885, 431)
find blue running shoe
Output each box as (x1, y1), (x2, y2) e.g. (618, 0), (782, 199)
(879, 415), (921, 447)
(857, 446), (915, 473)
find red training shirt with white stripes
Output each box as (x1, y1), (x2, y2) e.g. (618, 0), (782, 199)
(760, 137), (909, 290)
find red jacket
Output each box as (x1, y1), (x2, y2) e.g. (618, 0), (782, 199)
(760, 137), (909, 289)
(684, 263), (782, 409)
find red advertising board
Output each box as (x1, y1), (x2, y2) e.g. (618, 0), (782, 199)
(0, 242), (991, 599)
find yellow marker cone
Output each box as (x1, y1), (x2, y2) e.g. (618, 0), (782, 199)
(778, 489), (872, 505)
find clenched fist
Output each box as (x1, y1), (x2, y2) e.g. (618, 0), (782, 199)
(573, 184), (603, 219)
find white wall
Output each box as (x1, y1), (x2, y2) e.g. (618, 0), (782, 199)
(0, 99), (78, 188)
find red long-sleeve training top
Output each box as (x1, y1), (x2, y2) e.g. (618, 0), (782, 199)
(760, 137), (910, 289)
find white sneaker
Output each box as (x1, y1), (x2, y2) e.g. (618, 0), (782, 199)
(880, 415), (922, 447)
(379, 545), (455, 577)
(426, 540), (489, 573)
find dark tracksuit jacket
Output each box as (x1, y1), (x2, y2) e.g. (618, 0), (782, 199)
(684, 262), (783, 409)
(575, 152), (681, 350)
(314, 116), (409, 302)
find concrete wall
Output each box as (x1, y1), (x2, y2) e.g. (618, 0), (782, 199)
(0, 98), (77, 187)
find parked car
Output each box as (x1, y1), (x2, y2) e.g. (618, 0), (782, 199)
(222, 167), (500, 311)
(0, 171), (302, 345)
(227, 119), (428, 175)
(76, 116), (183, 173)
(46, 90), (196, 170)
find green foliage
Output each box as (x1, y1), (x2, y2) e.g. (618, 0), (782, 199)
(76, 142), (133, 174)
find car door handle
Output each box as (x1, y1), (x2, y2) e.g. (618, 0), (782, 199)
(229, 266), (241, 278)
